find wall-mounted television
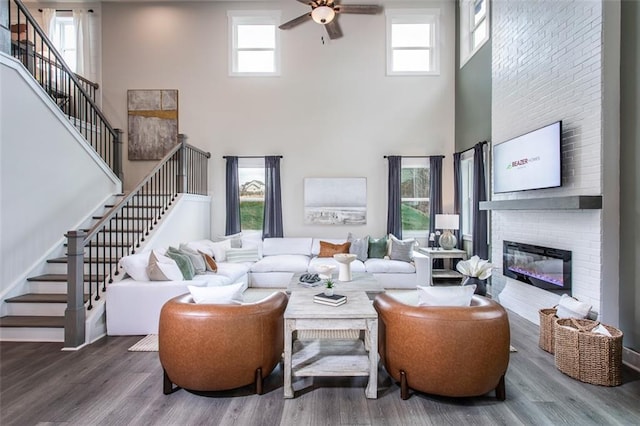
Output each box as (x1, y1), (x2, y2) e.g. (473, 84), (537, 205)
(493, 121), (562, 193)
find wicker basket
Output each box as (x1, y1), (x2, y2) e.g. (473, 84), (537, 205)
(554, 318), (623, 386)
(538, 308), (558, 353)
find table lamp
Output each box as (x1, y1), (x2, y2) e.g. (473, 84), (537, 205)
(435, 214), (459, 250)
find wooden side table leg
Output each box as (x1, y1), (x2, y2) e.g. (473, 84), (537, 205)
(283, 319), (294, 398)
(365, 318), (378, 399)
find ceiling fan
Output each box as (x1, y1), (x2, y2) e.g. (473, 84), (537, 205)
(279, 0), (382, 40)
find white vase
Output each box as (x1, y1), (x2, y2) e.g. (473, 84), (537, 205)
(324, 287), (334, 296)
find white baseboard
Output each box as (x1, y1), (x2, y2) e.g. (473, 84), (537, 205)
(623, 346), (640, 373)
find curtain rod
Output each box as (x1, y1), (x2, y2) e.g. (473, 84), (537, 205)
(454, 140), (488, 155)
(383, 155), (444, 159)
(39, 9), (94, 13)
(222, 155), (283, 159)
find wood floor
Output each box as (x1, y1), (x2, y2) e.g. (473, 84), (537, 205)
(1, 311), (639, 426)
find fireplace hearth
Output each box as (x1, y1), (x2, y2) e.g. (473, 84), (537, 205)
(503, 241), (572, 294)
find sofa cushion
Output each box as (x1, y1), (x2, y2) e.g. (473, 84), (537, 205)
(347, 233), (369, 262)
(250, 254), (311, 273)
(417, 285), (476, 307)
(188, 282), (245, 304)
(368, 236), (388, 259)
(216, 262), (251, 283)
(119, 251), (152, 281)
(365, 258), (415, 274)
(263, 238), (312, 256)
(308, 257), (366, 274)
(318, 241), (351, 257)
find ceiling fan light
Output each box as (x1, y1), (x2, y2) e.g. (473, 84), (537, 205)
(311, 6), (336, 24)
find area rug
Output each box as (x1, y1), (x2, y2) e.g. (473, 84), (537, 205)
(128, 334), (158, 352)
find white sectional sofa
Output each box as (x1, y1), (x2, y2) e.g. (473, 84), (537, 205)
(106, 236), (429, 335)
(249, 237), (430, 289)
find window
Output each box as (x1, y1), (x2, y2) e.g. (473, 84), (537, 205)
(52, 16), (76, 72)
(460, 152), (474, 238)
(238, 158), (265, 231)
(401, 158), (430, 236)
(386, 9), (440, 76)
(228, 11), (281, 76)
(460, 0), (490, 67)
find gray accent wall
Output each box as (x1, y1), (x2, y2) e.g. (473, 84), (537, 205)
(620, 0), (639, 352)
(454, 1), (491, 153)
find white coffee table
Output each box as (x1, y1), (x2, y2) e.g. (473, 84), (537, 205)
(283, 290), (378, 399)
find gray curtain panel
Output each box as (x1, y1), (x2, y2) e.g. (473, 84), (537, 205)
(430, 156), (444, 268)
(453, 152), (463, 249)
(263, 156), (283, 238)
(472, 142), (488, 259)
(225, 156), (241, 235)
(429, 156), (443, 237)
(386, 155), (402, 238)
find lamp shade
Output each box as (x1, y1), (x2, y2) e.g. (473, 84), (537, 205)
(311, 5), (336, 24)
(435, 214), (459, 230)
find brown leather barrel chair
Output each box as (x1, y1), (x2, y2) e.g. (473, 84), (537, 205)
(374, 293), (510, 400)
(159, 291), (288, 395)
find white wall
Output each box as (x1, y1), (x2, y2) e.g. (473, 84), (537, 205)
(491, 0), (619, 324)
(0, 53), (120, 295)
(100, 0), (456, 240)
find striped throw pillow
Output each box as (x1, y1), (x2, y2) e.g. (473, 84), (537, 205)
(225, 247), (260, 263)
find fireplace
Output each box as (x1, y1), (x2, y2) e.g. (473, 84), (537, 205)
(503, 241), (572, 294)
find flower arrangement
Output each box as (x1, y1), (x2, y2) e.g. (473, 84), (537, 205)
(456, 255), (493, 280)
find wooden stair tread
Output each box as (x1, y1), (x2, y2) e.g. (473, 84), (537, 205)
(0, 315), (65, 328)
(27, 274), (105, 282)
(5, 293), (89, 303)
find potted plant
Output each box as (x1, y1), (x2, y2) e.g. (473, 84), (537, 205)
(324, 278), (335, 296)
(456, 255), (493, 296)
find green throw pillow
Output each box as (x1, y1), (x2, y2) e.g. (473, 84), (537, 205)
(166, 247), (195, 280)
(368, 237), (388, 259)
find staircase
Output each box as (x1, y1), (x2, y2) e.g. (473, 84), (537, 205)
(0, 196), (120, 341)
(2, 0), (211, 346)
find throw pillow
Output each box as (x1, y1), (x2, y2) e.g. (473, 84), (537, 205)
(318, 241), (351, 257)
(388, 234), (417, 263)
(556, 294), (591, 319)
(347, 233), (369, 262)
(199, 250), (218, 273)
(225, 246), (260, 263)
(166, 247), (195, 280)
(118, 252), (151, 281)
(215, 232), (243, 248)
(188, 282), (245, 304)
(368, 236), (388, 259)
(178, 244), (207, 274)
(147, 251), (183, 281)
(417, 285), (476, 307)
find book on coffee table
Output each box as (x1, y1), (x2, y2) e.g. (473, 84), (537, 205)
(314, 293), (347, 306)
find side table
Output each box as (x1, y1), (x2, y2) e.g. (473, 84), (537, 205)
(418, 247), (468, 285)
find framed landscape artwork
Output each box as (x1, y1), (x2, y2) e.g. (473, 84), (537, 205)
(304, 178), (367, 225)
(127, 89), (178, 160)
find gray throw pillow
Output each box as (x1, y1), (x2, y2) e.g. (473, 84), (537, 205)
(179, 244), (207, 274)
(389, 235), (416, 263)
(347, 233), (369, 262)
